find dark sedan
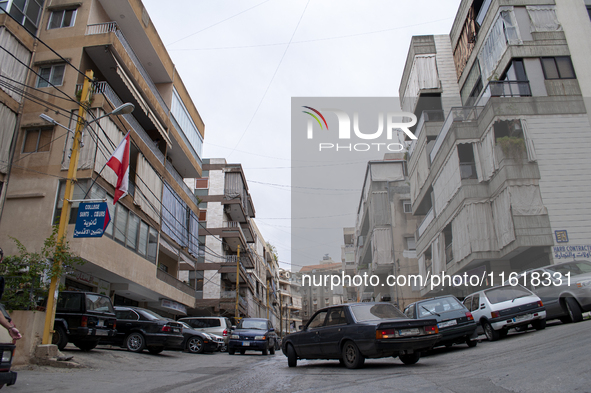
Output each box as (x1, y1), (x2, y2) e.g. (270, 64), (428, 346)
(101, 306), (184, 354)
(228, 318), (277, 356)
(282, 303), (441, 369)
(404, 295), (478, 348)
(176, 321), (219, 354)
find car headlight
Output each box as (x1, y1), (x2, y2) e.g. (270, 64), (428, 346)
(231, 334), (240, 339)
(202, 333), (211, 339)
(576, 280), (591, 288)
(2, 350), (12, 363)
(254, 335), (266, 340)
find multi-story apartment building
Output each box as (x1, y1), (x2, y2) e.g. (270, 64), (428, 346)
(0, 0), (206, 317)
(192, 158), (279, 321)
(353, 154), (423, 309)
(277, 268), (302, 334)
(299, 257), (344, 324)
(401, 0), (591, 298)
(341, 227), (357, 303)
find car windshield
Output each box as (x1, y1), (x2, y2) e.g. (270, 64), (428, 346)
(350, 303), (406, 322)
(484, 286), (532, 304)
(545, 261), (591, 277)
(418, 297), (463, 317)
(139, 309), (165, 320)
(85, 294), (114, 313)
(239, 320), (267, 330)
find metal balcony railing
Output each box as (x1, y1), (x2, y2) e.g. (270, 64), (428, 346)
(487, 80), (532, 98)
(85, 22), (169, 114)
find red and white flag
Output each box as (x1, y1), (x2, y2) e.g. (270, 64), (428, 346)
(106, 132), (130, 204)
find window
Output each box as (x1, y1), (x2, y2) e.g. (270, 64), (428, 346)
(37, 64), (66, 88)
(326, 307), (347, 326)
(198, 209), (207, 222)
(23, 127), (52, 153)
(195, 178), (208, 189)
(0, 0), (43, 33)
(406, 237), (416, 251)
(307, 310), (327, 329)
(403, 200), (412, 213)
(541, 57), (575, 80)
(48, 9), (76, 29)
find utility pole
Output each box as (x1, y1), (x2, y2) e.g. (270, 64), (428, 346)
(42, 70), (94, 345)
(234, 245), (241, 320)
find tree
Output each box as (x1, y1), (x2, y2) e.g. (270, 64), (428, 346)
(266, 242), (279, 262)
(1, 226), (85, 311)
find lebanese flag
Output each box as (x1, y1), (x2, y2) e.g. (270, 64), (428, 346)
(106, 132), (130, 204)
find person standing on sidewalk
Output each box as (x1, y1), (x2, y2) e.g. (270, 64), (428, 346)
(0, 248), (22, 342)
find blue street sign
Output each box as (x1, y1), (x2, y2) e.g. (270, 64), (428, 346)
(73, 202), (111, 238)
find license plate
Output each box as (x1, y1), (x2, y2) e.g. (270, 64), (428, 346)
(95, 330), (108, 336)
(97, 319), (104, 327)
(242, 341), (250, 346)
(173, 328), (180, 333)
(398, 328), (420, 336)
(513, 314), (531, 323)
(438, 320), (458, 329)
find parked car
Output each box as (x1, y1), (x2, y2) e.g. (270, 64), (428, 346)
(520, 260), (591, 323)
(228, 318), (277, 356)
(0, 305), (17, 389)
(52, 291), (117, 351)
(178, 316), (233, 346)
(463, 285), (546, 341)
(281, 303), (441, 369)
(209, 333), (226, 351)
(404, 295), (478, 348)
(101, 306), (184, 354)
(175, 321), (219, 354)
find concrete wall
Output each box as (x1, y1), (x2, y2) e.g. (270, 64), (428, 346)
(10, 310), (46, 366)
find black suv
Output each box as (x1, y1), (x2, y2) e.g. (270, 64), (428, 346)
(53, 291), (117, 351)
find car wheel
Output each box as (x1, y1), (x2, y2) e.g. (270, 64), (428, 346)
(148, 347), (164, 355)
(287, 344), (297, 368)
(240, 349), (246, 355)
(399, 352), (421, 365)
(74, 341), (98, 352)
(52, 325), (68, 351)
(228, 348), (235, 355)
(270, 344), (275, 355)
(187, 336), (205, 354)
(126, 332), (146, 353)
(341, 340), (365, 369)
(482, 321), (499, 341)
(532, 319), (546, 330)
(565, 297), (583, 323)
(466, 338), (477, 348)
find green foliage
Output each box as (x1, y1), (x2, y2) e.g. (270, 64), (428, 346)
(266, 242), (279, 262)
(0, 226), (85, 311)
(497, 136), (525, 159)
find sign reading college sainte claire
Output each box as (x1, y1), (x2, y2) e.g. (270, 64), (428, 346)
(74, 202), (111, 238)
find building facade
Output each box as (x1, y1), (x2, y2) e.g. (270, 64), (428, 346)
(341, 227), (357, 303)
(401, 0), (591, 298)
(277, 268), (302, 335)
(0, 0), (206, 317)
(353, 155), (423, 310)
(299, 257), (344, 325)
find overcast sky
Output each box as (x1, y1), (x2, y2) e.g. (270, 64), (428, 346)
(142, 0), (461, 271)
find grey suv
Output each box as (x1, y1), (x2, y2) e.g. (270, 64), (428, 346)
(179, 316), (233, 347)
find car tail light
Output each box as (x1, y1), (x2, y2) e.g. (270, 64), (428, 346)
(376, 329), (396, 339)
(537, 300), (543, 307)
(162, 325), (173, 332)
(113, 321), (116, 329)
(81, 316), (88, 327)
(465, 312), (474, 321)
(223, 329), (228, 336)
(424, 325), (439, 335)
(491, 311), (500, 319)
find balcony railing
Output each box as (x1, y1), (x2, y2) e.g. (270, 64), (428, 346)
(86, 22), (169, 114)
(460, 162), (478, 179)
(79, 81), (165, 163)
(165, 160), (200, 207)
(418, 208), (435, 238)
(430, 106), (484, 164)
(156, 269), (196, 297)
(408, 109), (445, 158)
(477, 81), (532, 107)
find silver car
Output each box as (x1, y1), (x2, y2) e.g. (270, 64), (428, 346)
(178, 316), (233, 346)
(522, 260), (591, 323)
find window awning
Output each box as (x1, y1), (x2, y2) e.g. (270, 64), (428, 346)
(114, 57), (172, 147)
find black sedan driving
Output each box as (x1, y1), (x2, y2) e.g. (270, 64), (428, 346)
(404, 295), (478, 348)
(281, 303), (441, 368)
(228, 318), (277, 355)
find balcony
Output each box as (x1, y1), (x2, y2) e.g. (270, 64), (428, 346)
(224, 252), (254, 270)
(477, 81), (532, 107)
(156, 269), (196, 297)
(165, 160), (199, 207)
(418, 208), (435, 238)
(408, 109), (445, 157)
(446, 243), (454, 264)
(430, 107), (484, 164)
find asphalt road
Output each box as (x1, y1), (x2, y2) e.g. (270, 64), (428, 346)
(10, 320), (591, 393)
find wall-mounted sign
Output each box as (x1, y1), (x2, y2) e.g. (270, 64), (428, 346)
(555, 230), (568, 243)
(161, 299), (187, 315)
(74, 202), (110, 238)
(553, 245), (591, 260)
